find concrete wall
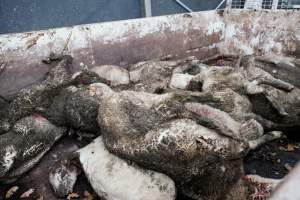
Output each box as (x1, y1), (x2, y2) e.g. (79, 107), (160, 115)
(0, 9), (299, 99)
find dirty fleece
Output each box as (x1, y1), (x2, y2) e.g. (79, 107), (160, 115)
(0, 54), (299, 200)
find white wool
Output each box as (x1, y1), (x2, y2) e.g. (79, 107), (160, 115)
(22, 143), (43, 157)
(169, 73), (194, 90)
(2, 146), (17, 170)
(121, 91), (172, 109)
(129, 66), (144, 82)
(78, 136), (176, 200)
(91, 65), (130, 86)
(49, 169), (63, 191)
(49, 164), (78, 195)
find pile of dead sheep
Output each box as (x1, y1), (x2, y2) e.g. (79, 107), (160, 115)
(0, 54), (299, 200)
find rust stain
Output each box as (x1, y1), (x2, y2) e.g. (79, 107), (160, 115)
(90, 26), (221, 69)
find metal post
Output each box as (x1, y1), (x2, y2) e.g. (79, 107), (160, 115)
(272, 0), (279, 9)
(226, 0), (233, 9)
(141, 0), (152, 17)
(175, 0), (193, 12)
(215, 0), (226, 9)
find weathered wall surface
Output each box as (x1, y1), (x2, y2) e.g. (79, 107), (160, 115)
(0, 10), (299, 99)
(222, 10), (300, 56)
(0, 11), (224, 99)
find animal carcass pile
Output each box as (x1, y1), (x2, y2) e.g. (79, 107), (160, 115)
(0, 54), (299, 200)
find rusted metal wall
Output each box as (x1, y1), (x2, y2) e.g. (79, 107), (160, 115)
(0, 9), (299, 99)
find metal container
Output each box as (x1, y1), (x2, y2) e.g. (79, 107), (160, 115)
(0, 9), (299, 100)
